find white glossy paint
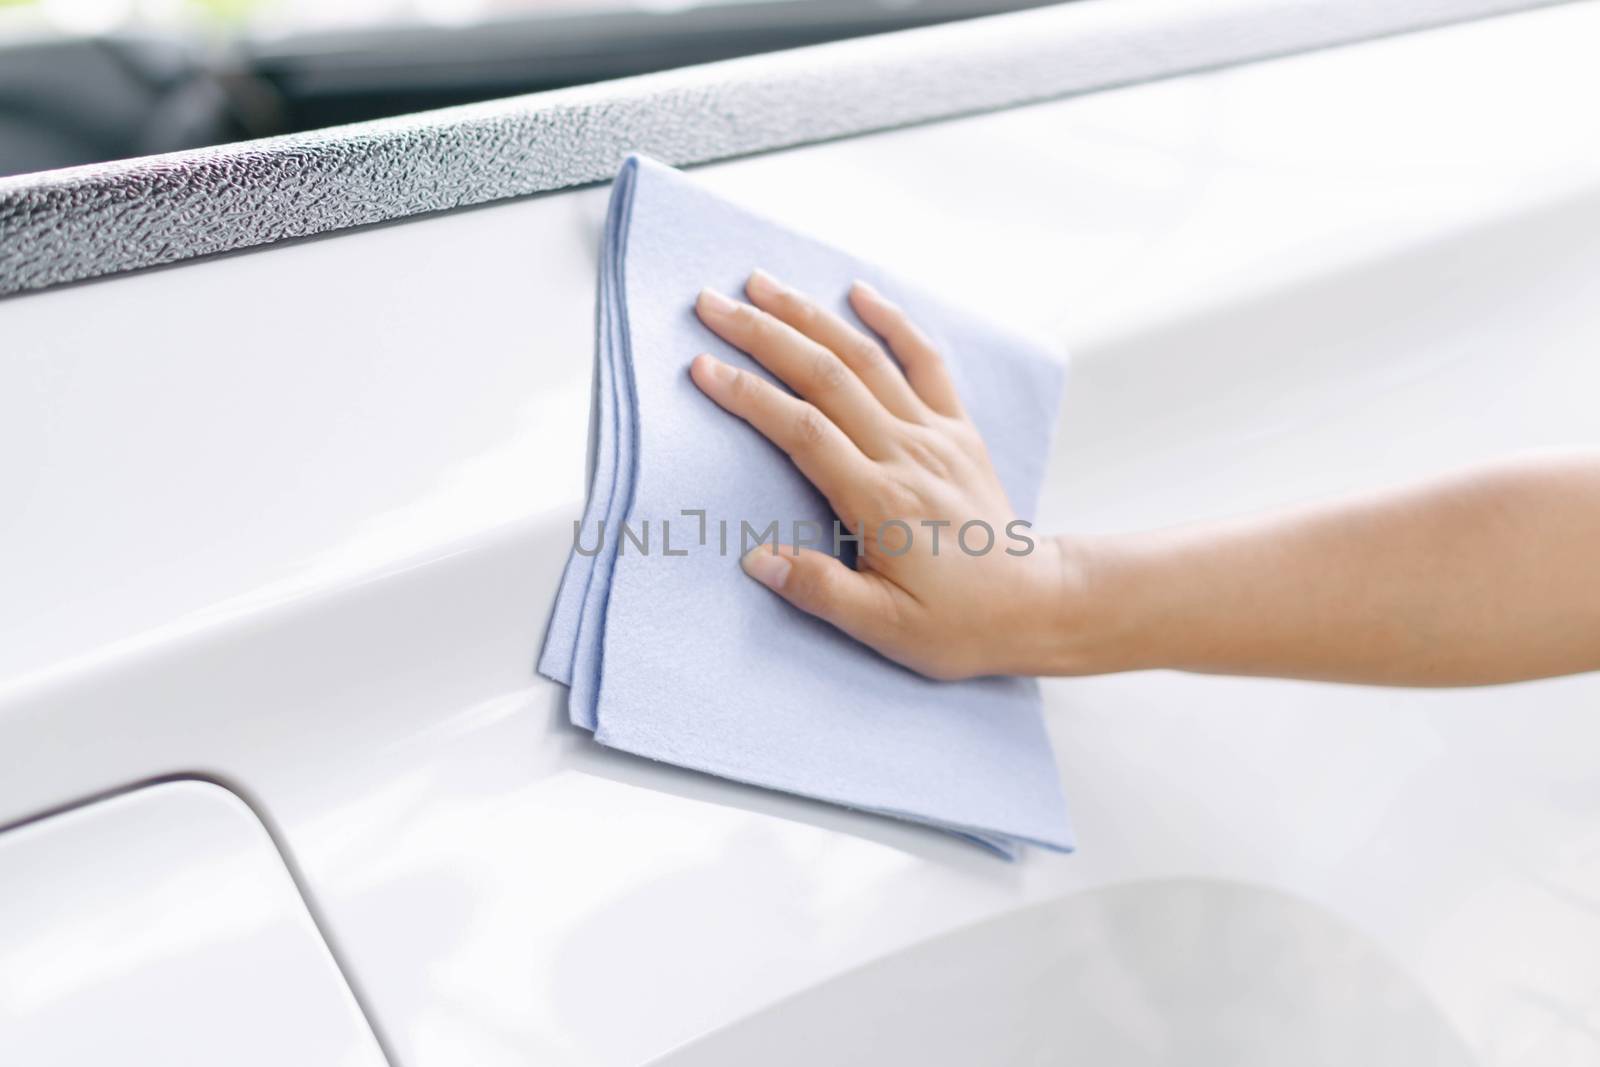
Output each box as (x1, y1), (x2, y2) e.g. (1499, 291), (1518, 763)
(3, 3), (1600, 1065)
(655, 881), (1480, 1066)
(0, 782), (387, 1066)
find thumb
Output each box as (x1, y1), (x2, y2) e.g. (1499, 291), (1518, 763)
(741, 546), (903, 647)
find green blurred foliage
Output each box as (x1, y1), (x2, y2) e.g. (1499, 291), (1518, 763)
(185, 0), (272, 24)
(0, 0), (274, 23)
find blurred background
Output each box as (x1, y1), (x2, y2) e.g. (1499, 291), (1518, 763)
(0, 0), (1057, 178)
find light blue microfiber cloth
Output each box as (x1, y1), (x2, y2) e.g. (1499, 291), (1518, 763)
(540, 156), (1073, 857)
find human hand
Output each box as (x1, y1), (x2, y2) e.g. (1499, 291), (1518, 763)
(695, 274), (1600, 688)
(689, 270), (1073, 680)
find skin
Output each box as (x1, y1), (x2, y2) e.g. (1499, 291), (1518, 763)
(690, 270), (1600, 686)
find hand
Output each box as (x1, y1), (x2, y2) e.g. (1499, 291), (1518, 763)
(693, 275), (1600, 687)
(689, 270), (1072, 680)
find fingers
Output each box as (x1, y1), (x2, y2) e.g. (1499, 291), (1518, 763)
(742, 545), (910, 652)
(697, 288), (892, 455)
(849, 281), (964, 417)
(690, 353), (872, 515)
(744, 270), (926, 423)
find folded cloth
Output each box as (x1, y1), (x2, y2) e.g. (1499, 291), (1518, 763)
(540, 155), (1073, 857)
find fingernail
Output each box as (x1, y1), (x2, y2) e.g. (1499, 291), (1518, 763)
(742, 548), (791, 590)
(692, 353), (736, 385)
(698, 288), (738, 319)
(852, 279), (881, 301)
(747, 269), (784, 300)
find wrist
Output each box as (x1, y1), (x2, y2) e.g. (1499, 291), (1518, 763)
(1028, 533), (1151, 677)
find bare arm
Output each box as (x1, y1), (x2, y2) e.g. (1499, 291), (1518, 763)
(1057, 454), (1600, 685)
(690, 271), (1600, 686)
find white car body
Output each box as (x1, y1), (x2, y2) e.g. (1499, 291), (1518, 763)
(3, 2), (1599, 1064)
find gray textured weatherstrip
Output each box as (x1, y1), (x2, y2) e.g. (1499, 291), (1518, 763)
(0, 0), (1565, 297)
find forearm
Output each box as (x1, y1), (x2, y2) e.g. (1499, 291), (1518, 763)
(1050, 452), (1600, 685)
